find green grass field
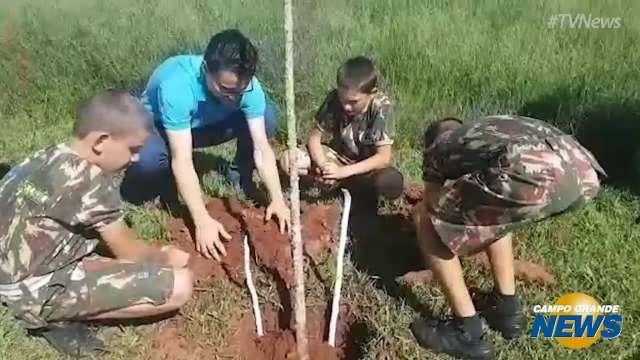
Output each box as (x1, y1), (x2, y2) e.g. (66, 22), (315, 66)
(1, 0), (639, 359)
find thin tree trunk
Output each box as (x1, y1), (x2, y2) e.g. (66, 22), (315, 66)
(284, 0), (309, 359)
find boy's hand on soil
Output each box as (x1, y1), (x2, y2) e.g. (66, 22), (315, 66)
(195, 217), (231, 261)
(160, 246), (190, 268)
(265, 200), (290, 234)
(321, 162), (349, 180)
(319, 177), (337, 186)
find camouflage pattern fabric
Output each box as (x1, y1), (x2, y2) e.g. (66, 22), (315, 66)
(316, 90), (395, 161)
(0, 143), (123, 283)
(278, 145), (354, 176)
(422, 115), (606, 256)
(3, 255), (174, 329)
(0, 143), (130, 328)
(280, 145), (403, 200)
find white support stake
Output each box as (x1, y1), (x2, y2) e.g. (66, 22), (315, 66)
(328, 188), (352, 347)
(244, 234), (264, 337)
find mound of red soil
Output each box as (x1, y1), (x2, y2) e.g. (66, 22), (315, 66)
(230, 306), (358, 360)
(397, 254), (556, 286)
(154, 191), (554, 360)
(170, 198), (340, 287)
(162, 197), (355, 360)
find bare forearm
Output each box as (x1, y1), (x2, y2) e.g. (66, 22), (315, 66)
(422, 181), (443, 212)
(255, 147), (285, 203)
(308, 134), (327, 167)
(172, 161), (209, 224)
(124, 245), (166, 263)
(103, 225), (166, 263)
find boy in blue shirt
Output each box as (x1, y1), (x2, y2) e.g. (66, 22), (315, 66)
(121, 29), (290, 262)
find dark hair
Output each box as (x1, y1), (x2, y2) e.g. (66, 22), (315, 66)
(336, 56), (378, 93)
(74, 90), (153, 139)
(423, 117), (463, 150)
(374, 168), (405, 200)
(204, 29), (258, 81)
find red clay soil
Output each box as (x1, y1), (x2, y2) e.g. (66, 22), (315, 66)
(397, 253), (556, 286)
(148, 320), (208, 360)
(158, 191), (553, 360)
(164, 198), (351, 360)
(470, 252), (556, 285)
(169, 198), (341, 287)
(230, 306), (355, 360)
(404, 182), (425, 205)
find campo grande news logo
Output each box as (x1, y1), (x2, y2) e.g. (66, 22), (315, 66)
(531, 292), (623, 349)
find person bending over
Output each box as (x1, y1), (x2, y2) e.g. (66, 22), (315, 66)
(411, 115), (606, 359)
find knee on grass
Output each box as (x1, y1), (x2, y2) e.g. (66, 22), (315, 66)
(166, 268), (194, 309)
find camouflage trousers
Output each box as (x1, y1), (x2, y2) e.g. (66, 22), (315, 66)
(429, 135), (604, 256)
(0, 255), (174, 329)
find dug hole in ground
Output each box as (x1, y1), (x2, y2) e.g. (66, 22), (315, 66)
(147, 184), (556, 360)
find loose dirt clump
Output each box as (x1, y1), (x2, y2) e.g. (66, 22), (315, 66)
(169, 198), (340, 287)
(163, 197), (357, 360)
(403, 182), (425, 205)
(397, 254), (556, 286)
(148, 321), (208, 360)
(230, 305), (362, 360)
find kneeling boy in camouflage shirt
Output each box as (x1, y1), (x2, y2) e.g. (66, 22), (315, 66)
(282, 56), (404, 203)
(0, 90), (193, 356)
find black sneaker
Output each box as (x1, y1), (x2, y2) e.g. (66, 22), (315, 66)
(32, 322), (106, 358)
(474, 291), (526, 339)
(410, 317), (495, 360)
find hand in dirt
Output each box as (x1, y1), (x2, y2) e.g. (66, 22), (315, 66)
(321, 162), (349, 180)
(160, 245), (190, 268)
(320, 178), (338, 186)
(195, 217), (232, 261)
(265, 200), (291, 234)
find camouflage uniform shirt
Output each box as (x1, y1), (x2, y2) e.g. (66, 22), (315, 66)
(0, 144), (123, 284)
(422, 115), (606, 255)
(316, 90), (395, 161)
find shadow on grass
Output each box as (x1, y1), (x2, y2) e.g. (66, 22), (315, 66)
(0, 163), (10, 179)
(192, 151), (230, 179)
(348, 207), (434, 317)
(91, 311), (179, 328)
(520, 90), (640, 195)
(627, 349), (640, 360)
(121, 151), (229, 208)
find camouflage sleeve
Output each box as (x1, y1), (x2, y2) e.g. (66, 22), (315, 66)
(422, 149), (445, 184)
(315, 90), (338, 134)
(372, 96), (395, 146)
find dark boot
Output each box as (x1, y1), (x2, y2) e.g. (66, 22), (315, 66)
(32, 322), (106, 358)
(410, 315), (494, 360)
(474, 291), (526, 339)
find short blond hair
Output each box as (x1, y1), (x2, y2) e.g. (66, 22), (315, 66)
(74, 90), (152, 139)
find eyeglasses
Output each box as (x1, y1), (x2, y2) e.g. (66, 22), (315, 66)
(202, 62), (253, 97)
